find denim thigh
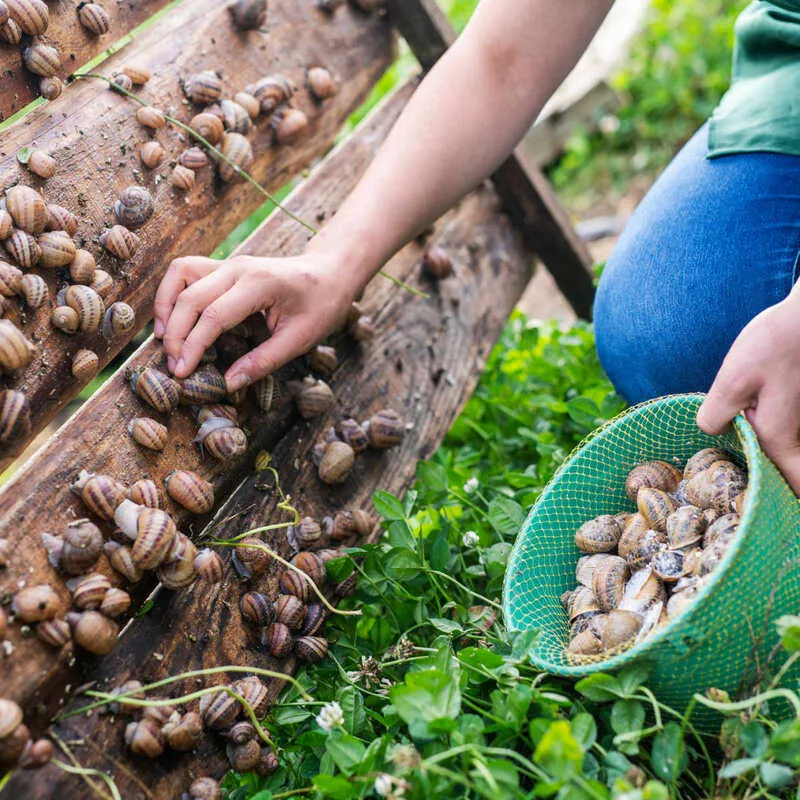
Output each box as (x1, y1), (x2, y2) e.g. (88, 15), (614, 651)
(594, 123), (800, 405)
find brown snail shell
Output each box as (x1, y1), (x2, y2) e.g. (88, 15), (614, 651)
(163, 711), (204, 751)
(38, 230), (76, 268)
(263, 621), (293, 658)
(229, 0), (266, 29)
(349, 314), (375, 341)
(574, 515), (620, 554)
(23, 42), (59, 77)
(334, 570), (357, 597)
(706, 461), (747, 514)
(601, 609), (643, 652)
(135, 106), (166, 129)
(328, 509), (373, 540)
(109, 679), (145, 715)
(637, 488), (677, 531)
(220, 100), (252, 134)
(576, 553), (613, 589)
(103, 301), (136, 338)
(203, 425), (248, 461)
(421, 246), (453, 279)
(142, 702), (174, 727)
(625, 460), (682, 502)
(100, 587), (131, 618)
(115, 186), (154, 229)
(171, 165), (196, 191)
(651, 549), (688, 583)
(252, 375), (276, 411)
(44, 204), (78, 236)
(65, 285), (105, 333)
(294, 635), (328, 663)
(12, 584), (62, 622)
(132, 507), (177, 569)
(6, 185), (46, 233)
(565, 585), (599, 623)
(68, 609), (119, 654)
(0, 0), (8, 24)
(61, 519), (103, 575)
(0, 17), (22, 44)
(0, 261), (22, 296)
(0, 698), (23, 740)
(307, 66), (336, 101)
(128, 417), (168, 451)
(7, 0), (48, 35)
(71, 572), (112, 610)
(684, 448), (731, 481)
(224, 721), (256, 746)
(251, 74), (293, 114)
(295, 377), (334, 418)
(294, 516), (323, 549)
(27, 150), (56, 179)
(179, 147), (210, 170)
(227, 739), (261, 773)
(273, 107), (309, 145)
(0, 389), (31, 443)
(231, 536), (270, 579)
(275, 593), (306, 629)
(52, 305), (79, 334)
(591, 555), (629, 612)
(19, 273), (48, 309)
(121, 64), (150, 84)
(5, 229), (41, 268)
(240, 591), (276, 626)
(299, 603), (325, 636)
(129, 478), (164, 508)
(317, 440), (355, 484)
(0, 723), (30, 768)
(110, 72), (133, 92)
(100, 225), (140, 259)
(292, 551), (326, 586)
(200, 687), (240, 730)
(234, 91), (260, 118)
(310, 344), (337, 376)
(125, 718), (164, 758)
(105, 541), (144, 583)
(157, 541), (198, 589)
(39, 75), (63, 100)
(180, 365), (227, 404)
(165, 469), (214, 514)
(130, 366), (181, 413)
(279, 569), (313, 601)
(232, 675), (270, 717)
(190, 112), (224, 145)
(197, 404), (239, 424)
(77, 2), (110, 34)
(364, 409), (404, 449)
(69, 249), (96, 283)
(19, 737), (54, 769)
(90, 268), (114, 297)
(703, 512), (740, 549)
(36, 618), (71, 648)
(0, 211), (11, 239)
(188, 778), (222, 800)
(140, 140), (164, 169)
(665, 505), (706, 549)
(184, 70), (223, 104)
(194, 547), (224, 583)
(334, 418), (369, 454)
(626, 528), (668, 571)
(217, 131), (253, 182)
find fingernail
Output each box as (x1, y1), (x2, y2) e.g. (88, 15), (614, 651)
(175, 358), (185, 375)
(154, 319), (164, 338)
(167, 356), (176, 373)
(226, 372), (249, 393)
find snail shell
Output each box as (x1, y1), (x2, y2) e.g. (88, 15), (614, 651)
(129, 366), (181, 413)
(188, 778), (221, 800)
(421, 246), (452, 279)
(135, 106), (166, 129)
(234, 91), (260, 118)
(27, 150), (56, 179)
(180, 365), (227, 404)
(294, 635), (328, 663)
(71, 470), (126, 519)
(591, 555), (629, 612)
(217, 132), (253, 182)
(307, 66), (336, 101)
(132, 507), (177, 569)
(103, 301), (136, 338)
(333, 418), (368, 454)
(19, 273), (48, 309)
(65, 285), (105, 332)
(292, 551), (326, 586)
(45, 204), (78, 236)
(637, 488), (677, 531)
(665, 505), (706, 548)
(90, 268), (114, 297)
(229, 0), (266, 29)
(220, 99), (252, 134)
(179, 147), (210, 170)
(625, 460), (682, 502)
(110, 72), (133, 92)
(601, 609), (643, 652)
(104, 541), (144, 583)
(121, 64), (150, 84)
(197, 404), (239, 424)
(0, 699), (23, 739)
(227, 740), (261, 773)
(184, 70), (223, 104)
(364, 409), (404, 449)
(114, 186), (154, 229)
(77, 2), (110, 34)
(23, 42), (59, 77)
(275, 593), (306, 629)
(294, 377), (334, 418)
(574, 515), (620, 554)
(240, 591), (276, 626)
(99, 225), (140, 259)
(252, 375), (276, 411)
(706, 461), (747, 514)
(7, 0), (48, 35)
(61, 519), (103, 575)
(157, 541), (198, 589)
(194, 547), (224, 583)
(190, 112), (224, 145)
(129, 478), (164, 508)
(651, 549), (688, 583)
(279, 569), (313, 602)
(0, 17), (22, 44)
(231, 536), (269, 579)
(140, 140), (164, 169)
(0, 389), (31, 444)
(12, 584), (62, 622)
(71, 572), (112, 610)
(576, 553), (613, 588)
(299, 603), (325, 636)
(0, 261), (22, 296)
(703, 512), (740, 549)
(0, 320), (35, 372)
(626, 528), (667, 571)
(19, 737), (53, 770)
(164, 469), (214, 514)
(39, 75), (63, 100)
(100, 587), (131, 618)
(251, 74), (293, 114)
(262, 621), (293, 658)
(619, 567), (666, 614)
(203, 425), (247, 461)
(128, 416), (167, 451)
(332, 509), (372, 540)
(317, 440), (355, 484)
(125, 718), (164, 758)
(0, 210), (12, 239)
(294, 516), (322, 549)
(69, 249), (96, 283)
(0, 722), (30, 768)
(36, 618), (71, 648)
(232, 675), (270, 717)
(684, 448), (731, 481)
(52, 305), (79, 334)
(0, 0), (7, 25)
(38, 230), (76, 268)
(6, 185), (46, 233)
(273, 108), (309, 145)
(200, 688), (241, 730)
(310, 344), (337, 376)
(163, 711), (204, 751)
(171, 165), (196, 191)
(224, 721), (256, 746)
(5, 229), (41, 267)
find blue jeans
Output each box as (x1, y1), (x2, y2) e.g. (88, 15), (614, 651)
(594, 123), (800, 405)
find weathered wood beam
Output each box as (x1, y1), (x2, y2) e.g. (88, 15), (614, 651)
(0, 0), (394, 466)
(386, 0), (597, 319)
(0, 0), (174, 120)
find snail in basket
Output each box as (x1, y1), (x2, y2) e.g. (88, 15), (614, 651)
(563, 448), (748, 662)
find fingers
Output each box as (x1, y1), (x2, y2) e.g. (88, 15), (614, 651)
(696, 355), (761, 436)
(153, 256), (220, 338)
(746, 389), (800, 495)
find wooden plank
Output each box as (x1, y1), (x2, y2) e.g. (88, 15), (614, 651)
(0, 0), (394, 466)
(0, 0), (174, 120)
(5, 152), (534, 800)
(0, 81), (417, 738)
(387, 0), (596, 319)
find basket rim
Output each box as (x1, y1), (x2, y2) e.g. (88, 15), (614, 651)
(502, 392), (763, 676)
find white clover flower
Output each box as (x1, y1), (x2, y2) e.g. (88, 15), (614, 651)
(463, 477), (479, 494)
(315, 700), (344, 731)
(374, 773), (393, 796)
(462, 530), (480, 548)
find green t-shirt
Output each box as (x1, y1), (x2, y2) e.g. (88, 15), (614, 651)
(708, 0), (800, 157)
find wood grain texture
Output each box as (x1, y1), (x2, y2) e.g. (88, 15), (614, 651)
(0, 0), (174, 120)
(387, 0), (597, 319)
(0, 0), (394, 466)
(5, 158), (534, 800)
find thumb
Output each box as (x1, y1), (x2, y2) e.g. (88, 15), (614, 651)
(696, 360), (759, 436)
(224, 325), (312, 392)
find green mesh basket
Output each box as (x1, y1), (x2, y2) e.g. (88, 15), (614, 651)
(503, 394), (800, 722)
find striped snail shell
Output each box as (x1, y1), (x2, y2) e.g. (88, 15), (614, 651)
(12, 583), (62, 622)
(129, 478), (164, 508)
(45, 204), (78, 236)
(239, 591), (276, 626)
(193, 415), (234, 441)
(273, 108), (309, 146)
(310, 344), (337, 376)
(196, 403), (239, 424)
(307, 66), (337, 101)
(170, 165), (195, 191)
(0, 17), (22, 44)
(65, 285), (105, 333)
(334, 571), (357, 597)
(0, 2), (9, 26)
(125, 718), (164, 758)
(23, 42), (60, 77)
(194, 547), (224, 583)
(294, 377), (334, 419)
(294, 516), (323, 549)
(114, 186), (154, 229)
(257, 748), (279, 777)
(121, 64), (150, 85)
(132, 507), (177, 569)
(39, 75), (63, 100)
(135, 106), (166, 129)
(299, 603), (325, 636)
(199, 687), (241, 730)
(317, 440), (355, 485)
(52, 305), (79, 334)
(227, 740), (261, 773)
(89, 268), (114, 297)
(111, 73), (133, 93)
(157, 541), (197, 589)
(71, 572), (112, 610)
(6, 185), (46, 233)
(279, 569), (313, 602)
(165, 529), (195, 563)
(229, 0), (266, 29)
(262, 621), (293, 658)
(234, 91), (260, 119)
(190, 112), (224, 145)
(100, 587), (131, 618)
(231, 536), (269, 579)
(422, 246), (453, 279)
(0, 320), (35, 372)
(163, 711), (204, 751)
(0, 390), (31, 443)
(335, 418), (368, 454)
(104, 541), (144, 583)
(217, 132), (253, 182)
(0, 261), (22, 296)
(99, 225), (140, 260)
(274, 593), (305, 629)
(252, 375), (276, 411)
(294, 635), (328, 663)
(103, 301), (136, 338)
(19, 273), (48, 309)
(250, 74), (293, 114)
(0, 699), (23, 739)
(220, 100), (252, 134)
(330, 509), (372, 540)
(61, 519), (103, 575)
(364, 409), (404, 449)
(291, 551), (326, 586)
(224, 721), (256, 746)
(71, 469), (128, 520)
(70, 249), (96, 284)
(184, 70), (223, 104)
(202, 424), (248, 461)
(37, 618), (71, 648)
(129, 366), (181, 413)
(179, 364), (227, 404)
(179, 147), (210, 170)
(71, 349), (99, 381)
(140, 140), (164, 169)
(27, 150), (56, 179)
(77, 2), (110, 34)
(5, 229), (41, 268)
(164, 469), (214, 514)
(0, 210), (12, 239)
(7, 0), (49, 36)
(38, 230), (77, 268)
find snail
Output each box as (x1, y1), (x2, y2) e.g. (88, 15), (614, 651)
(199, 688), (240, 730)
(99, 224), (140, 259)
(618, 567), (666, 615)
(101, 301), (135, 338)
(71, 469), (127, 519)
(275, 594), (306, 629)
(294, 635), (329, 663)
(171, 165), (196, 191)
(326, 509), (372, 540)
(38, 230), (77, 268)
(292, 516), (323, 550)
(45, 204), (78, 236)
(125, 718), (164, 758)
(0, 210), (12, 238)
(23, 43), (60, 77)
(39, 75), (63, 100)
(310, 344), (337, 376)
(0, 390), (31, 444)
(0, 320), (35, 372)
(227, 739), (262, 773)
(77, 2), (110, 34)
(129, 478), (164, 508)
(233, 675), (270, 717)
(70, 249), (96, 283)
(240, 591), (275, 626)
(179, 147), (210, 170)
(71, 572), (112, 610)
(231, 536), (270, 579)
(162, 711), (204, 751)
(157, 539), (198, 589)
(165, 469), (214, 514)
(186, 778), (221, 800)
(100, 587), (131, 618)
(104, 541), (143, 583)
(195, 420), (248, 461)
(12, 584), (62, 622)
(683, 448), (730, 481)
(229, 0), (266, 29)
(128, 416), (167, 451)
(574, 515), (620, 554)
(637, 488), (678, 531)
(591, 555), (629, 612)
(625, 528), (667, 570)
(136, 106), (166, 129)
(60, 519), (103, 575)
(0, 699), (24, 746)
(292, 551), (326, 585)
(0, 17), (22, 44)
(625, 460), (682, 502)
(18, 273), (47, 309)
(197, 404), (239, 424)
(180, 364), (227, 404)
(52, 306), (80, 334)
(217, 132), (253, 182)
(651, 549), (688, 583)
(90, 268), (114, 297)
(220, 99), (252, 134)
(5, 229), (41, 268)
(703, 512), (740, 549)
(273, 108), (309, 145)
(122, 64), (150, 85)
(363, 409), (404, 449)
(64, 285), (105, 332)
(316, 440), (355, 484)
(7, 0), (49, 35)
(0, 262), (22, 296)
(129, 366), (181, 413)
(307, 66), (337, 100)
(294, 376), (334, 418)
(140, 140), (164, 169)
(0, 721), (30, 769)
(115, 186), (154, 229)
(190, 112), (224, 145)
(224, 721), (256, 746)
(6, 185), (46, 233)
(131, 507), (177, 569)
(184, 70), (223, 104)
(194, 548), (224, 583)
(421, 246), (453, 279)
(250, 74), (293, 114)
(665, 505), (705, 549)
(253, 375), (277, 411)
(263, 621), (293, 658)
(110, 73), (133, 92)
(36, 618), (71, 648)
(27, 150), (56, 179)
(234, 91), (260, 119)
(299, 603), (326, 636)
(279, 569), (313, 602)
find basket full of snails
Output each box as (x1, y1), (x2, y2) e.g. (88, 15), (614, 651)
(503, 394), (800, 722)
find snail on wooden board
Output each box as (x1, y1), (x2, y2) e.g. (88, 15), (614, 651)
(77, 2), (110, 34)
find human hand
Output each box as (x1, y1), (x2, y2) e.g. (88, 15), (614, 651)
(697, 292), (800, 494)
(153, 253), (357, 392)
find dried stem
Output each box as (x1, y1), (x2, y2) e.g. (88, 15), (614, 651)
(51, 732), (120, 800)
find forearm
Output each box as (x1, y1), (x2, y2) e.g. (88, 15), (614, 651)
(306, 0), (612, 291)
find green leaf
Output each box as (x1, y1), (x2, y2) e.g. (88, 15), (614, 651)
(510, 629), (540, 662)
(603, 750), (633, 785)
(488, 497), (525, 537)
(533, 720), (584, 783)
(386, 548), (423, 581)
(570, 713), (597, 750)
(759, 761), (795, 789)
(430, 534), (451, 571)
(373, 491), (407, 521)
(651, 723), (687, 782)
(16, 146), (31, 165)
(575, 673), (625, 702)
(770, 719), (800, 766)
(312, 774), (359, 799)
(325, 730), (366, 775)
(248, 792), (273, 800)
(416, 461), (448, 494)
(718, 757), (760, 778)
(458, 647), (506, 672)
(387, 519), (417, 551)
(611, 699), (645, 736)
(776, 615), (800, 652)
(740, 721), (768, 759)
(324, 556), (354, 585)
(481, 541), (512, 578)
(617, 662), (652, 696)
(390, 669), (461, 730)
(428, 618), (463, 635)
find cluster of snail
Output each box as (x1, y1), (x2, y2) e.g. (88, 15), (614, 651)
(562, 448), (748, 662)
(0, 698), (52, 773)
